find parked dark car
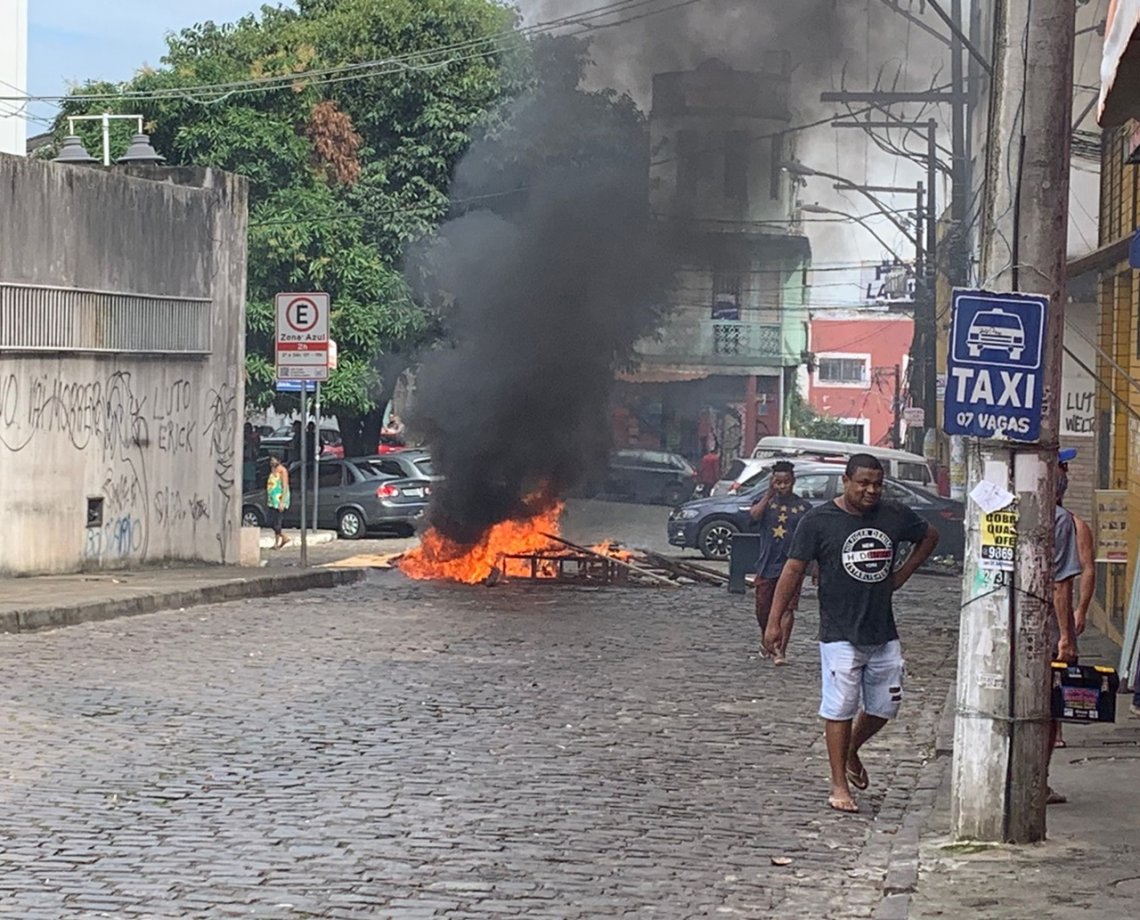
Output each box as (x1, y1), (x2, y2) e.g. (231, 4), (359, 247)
(588, 449), (697, 506)
(667, 462), (965, 561)
(261, 426), (344, 460)
(241, 456), (432, 539)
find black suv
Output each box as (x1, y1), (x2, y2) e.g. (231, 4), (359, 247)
(587, 449), (697, 506)
(668, 462), (965, 560)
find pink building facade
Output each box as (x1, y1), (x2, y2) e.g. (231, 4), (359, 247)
(805, 312), (915, 448)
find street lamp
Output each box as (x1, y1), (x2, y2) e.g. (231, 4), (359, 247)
(781, 161), (917, 244)
(52, 112), (164, 167)
(799, 203), (913, 265)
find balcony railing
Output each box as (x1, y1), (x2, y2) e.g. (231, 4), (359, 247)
(636, 319), (784, 365)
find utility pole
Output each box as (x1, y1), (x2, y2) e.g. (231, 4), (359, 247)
(950, 0), (1074, 844)
(893, 362), (903, 448)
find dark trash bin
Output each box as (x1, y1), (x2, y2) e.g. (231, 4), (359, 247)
(728, 532), (763, 595)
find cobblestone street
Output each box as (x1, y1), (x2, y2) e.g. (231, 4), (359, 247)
(0, 562), (961, 918)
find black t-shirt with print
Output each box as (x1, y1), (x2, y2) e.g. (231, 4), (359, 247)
(788, 499), (930, 646)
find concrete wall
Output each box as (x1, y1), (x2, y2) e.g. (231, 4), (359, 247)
(0, 156), (248, 575)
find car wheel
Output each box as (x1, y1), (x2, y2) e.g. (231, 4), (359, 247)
(337, 509), (366, 540)
(698, 520), (739, 560)
(242, 506), (263, 528)
(663, 483), (688, 506)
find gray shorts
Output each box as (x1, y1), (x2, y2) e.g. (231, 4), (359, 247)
(819, 640), (906, 721)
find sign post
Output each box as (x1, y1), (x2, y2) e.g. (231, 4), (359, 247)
(276, 293), (330, 567)
(944, 291), (1047, 441)
(947, 284), (1062, 842)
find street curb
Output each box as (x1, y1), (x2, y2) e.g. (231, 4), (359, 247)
(0, 567), (369, 635)
(871, 680), (958, 920)
(935, 683), (958, 756)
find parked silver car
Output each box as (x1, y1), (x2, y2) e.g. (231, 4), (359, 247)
(241, 456), (432, 539)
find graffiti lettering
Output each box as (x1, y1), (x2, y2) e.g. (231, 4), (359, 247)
(156, 419), (197, 454)
(0, 371), (149, 458)
(104, 470), (145, 513)
(154, 487), (187, 528)
(152, 380), (196, 454)
(84, 516), (143, 560)
(2, 369), (238, 568)
(205, 382), (238, 561)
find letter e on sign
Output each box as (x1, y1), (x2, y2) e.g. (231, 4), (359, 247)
(275, 292), (330, 382)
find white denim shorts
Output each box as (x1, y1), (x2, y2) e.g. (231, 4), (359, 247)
(819, 640), (906, 721)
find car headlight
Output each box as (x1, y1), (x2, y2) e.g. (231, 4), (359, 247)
(673, 508), (701, 521)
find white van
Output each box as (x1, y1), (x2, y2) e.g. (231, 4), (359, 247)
(750, 436), (937, 494)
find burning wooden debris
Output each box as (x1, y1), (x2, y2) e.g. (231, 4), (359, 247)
(397, 505), (727, 589)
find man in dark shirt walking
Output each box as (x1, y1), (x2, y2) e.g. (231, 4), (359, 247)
(750, 461), (812, 665)
(766, 454), (940, 813)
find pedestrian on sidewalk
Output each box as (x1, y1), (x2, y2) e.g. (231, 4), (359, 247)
(1053, 447), (1096, 752)
(1047, 452), (1087, 800)
(749, 460), (812, 664)
(266, 455), (291, 550)
(765, 453), (939, 814)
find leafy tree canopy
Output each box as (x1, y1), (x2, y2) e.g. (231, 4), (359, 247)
(52, 0), (531, 452)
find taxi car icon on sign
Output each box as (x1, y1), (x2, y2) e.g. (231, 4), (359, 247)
(966, 308), (1025, 361)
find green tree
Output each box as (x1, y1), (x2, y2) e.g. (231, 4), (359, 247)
(53, 0), (529, 454)
(785, 384), (862, 442)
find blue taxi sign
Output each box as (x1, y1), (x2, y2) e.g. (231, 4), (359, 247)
(944, 289), (1047, 441)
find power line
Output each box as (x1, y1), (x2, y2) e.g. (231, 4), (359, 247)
(2, 0), (712, 107)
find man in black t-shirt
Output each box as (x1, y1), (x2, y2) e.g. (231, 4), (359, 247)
(765, 453), (939, 814)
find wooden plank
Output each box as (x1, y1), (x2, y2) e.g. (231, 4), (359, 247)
(540, 533), (681, 588)
(640, 551), (729, 585)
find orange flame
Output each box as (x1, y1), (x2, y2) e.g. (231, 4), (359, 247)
(400, 503), (566, 584)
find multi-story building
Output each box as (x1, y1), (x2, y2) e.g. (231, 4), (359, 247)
(1083, 0), (1140, 645)
(615, 55), (810, 464)
(804, 311), (914, 448)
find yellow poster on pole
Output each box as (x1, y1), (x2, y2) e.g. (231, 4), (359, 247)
(980, 506), (1017, 572)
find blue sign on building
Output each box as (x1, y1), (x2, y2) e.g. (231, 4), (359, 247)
(275, 379), (317, 393)
(944, 290), (1048, 442)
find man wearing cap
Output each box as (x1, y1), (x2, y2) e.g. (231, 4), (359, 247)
(1048, 447), (1096, 798)
(1057, 448), (1096, 639)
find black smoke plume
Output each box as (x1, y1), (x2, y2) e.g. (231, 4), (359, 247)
(410, 2), (938, 546)
(410, 45), (674, 545)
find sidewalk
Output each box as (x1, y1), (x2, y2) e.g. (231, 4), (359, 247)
(256, 527), (337, 549)
(908, 627), (1140, 918)
(0, 563), (367, 634)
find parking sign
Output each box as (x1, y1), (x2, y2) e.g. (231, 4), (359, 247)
(275, 292), (330, 382)
(944, 290), (1047, 442)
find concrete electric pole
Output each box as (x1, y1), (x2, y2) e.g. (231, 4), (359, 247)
(950, 0), (1075, 843)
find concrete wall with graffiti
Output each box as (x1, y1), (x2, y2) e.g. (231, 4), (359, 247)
(0, 156), (247, 575)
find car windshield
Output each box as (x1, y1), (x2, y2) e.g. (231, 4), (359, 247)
(411, 457), (434, 476)
(355, 460), (397, 480)
(723, 460), (747, 481)
(742, 476), (771, 497)
(979, 312), (1020, 330)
